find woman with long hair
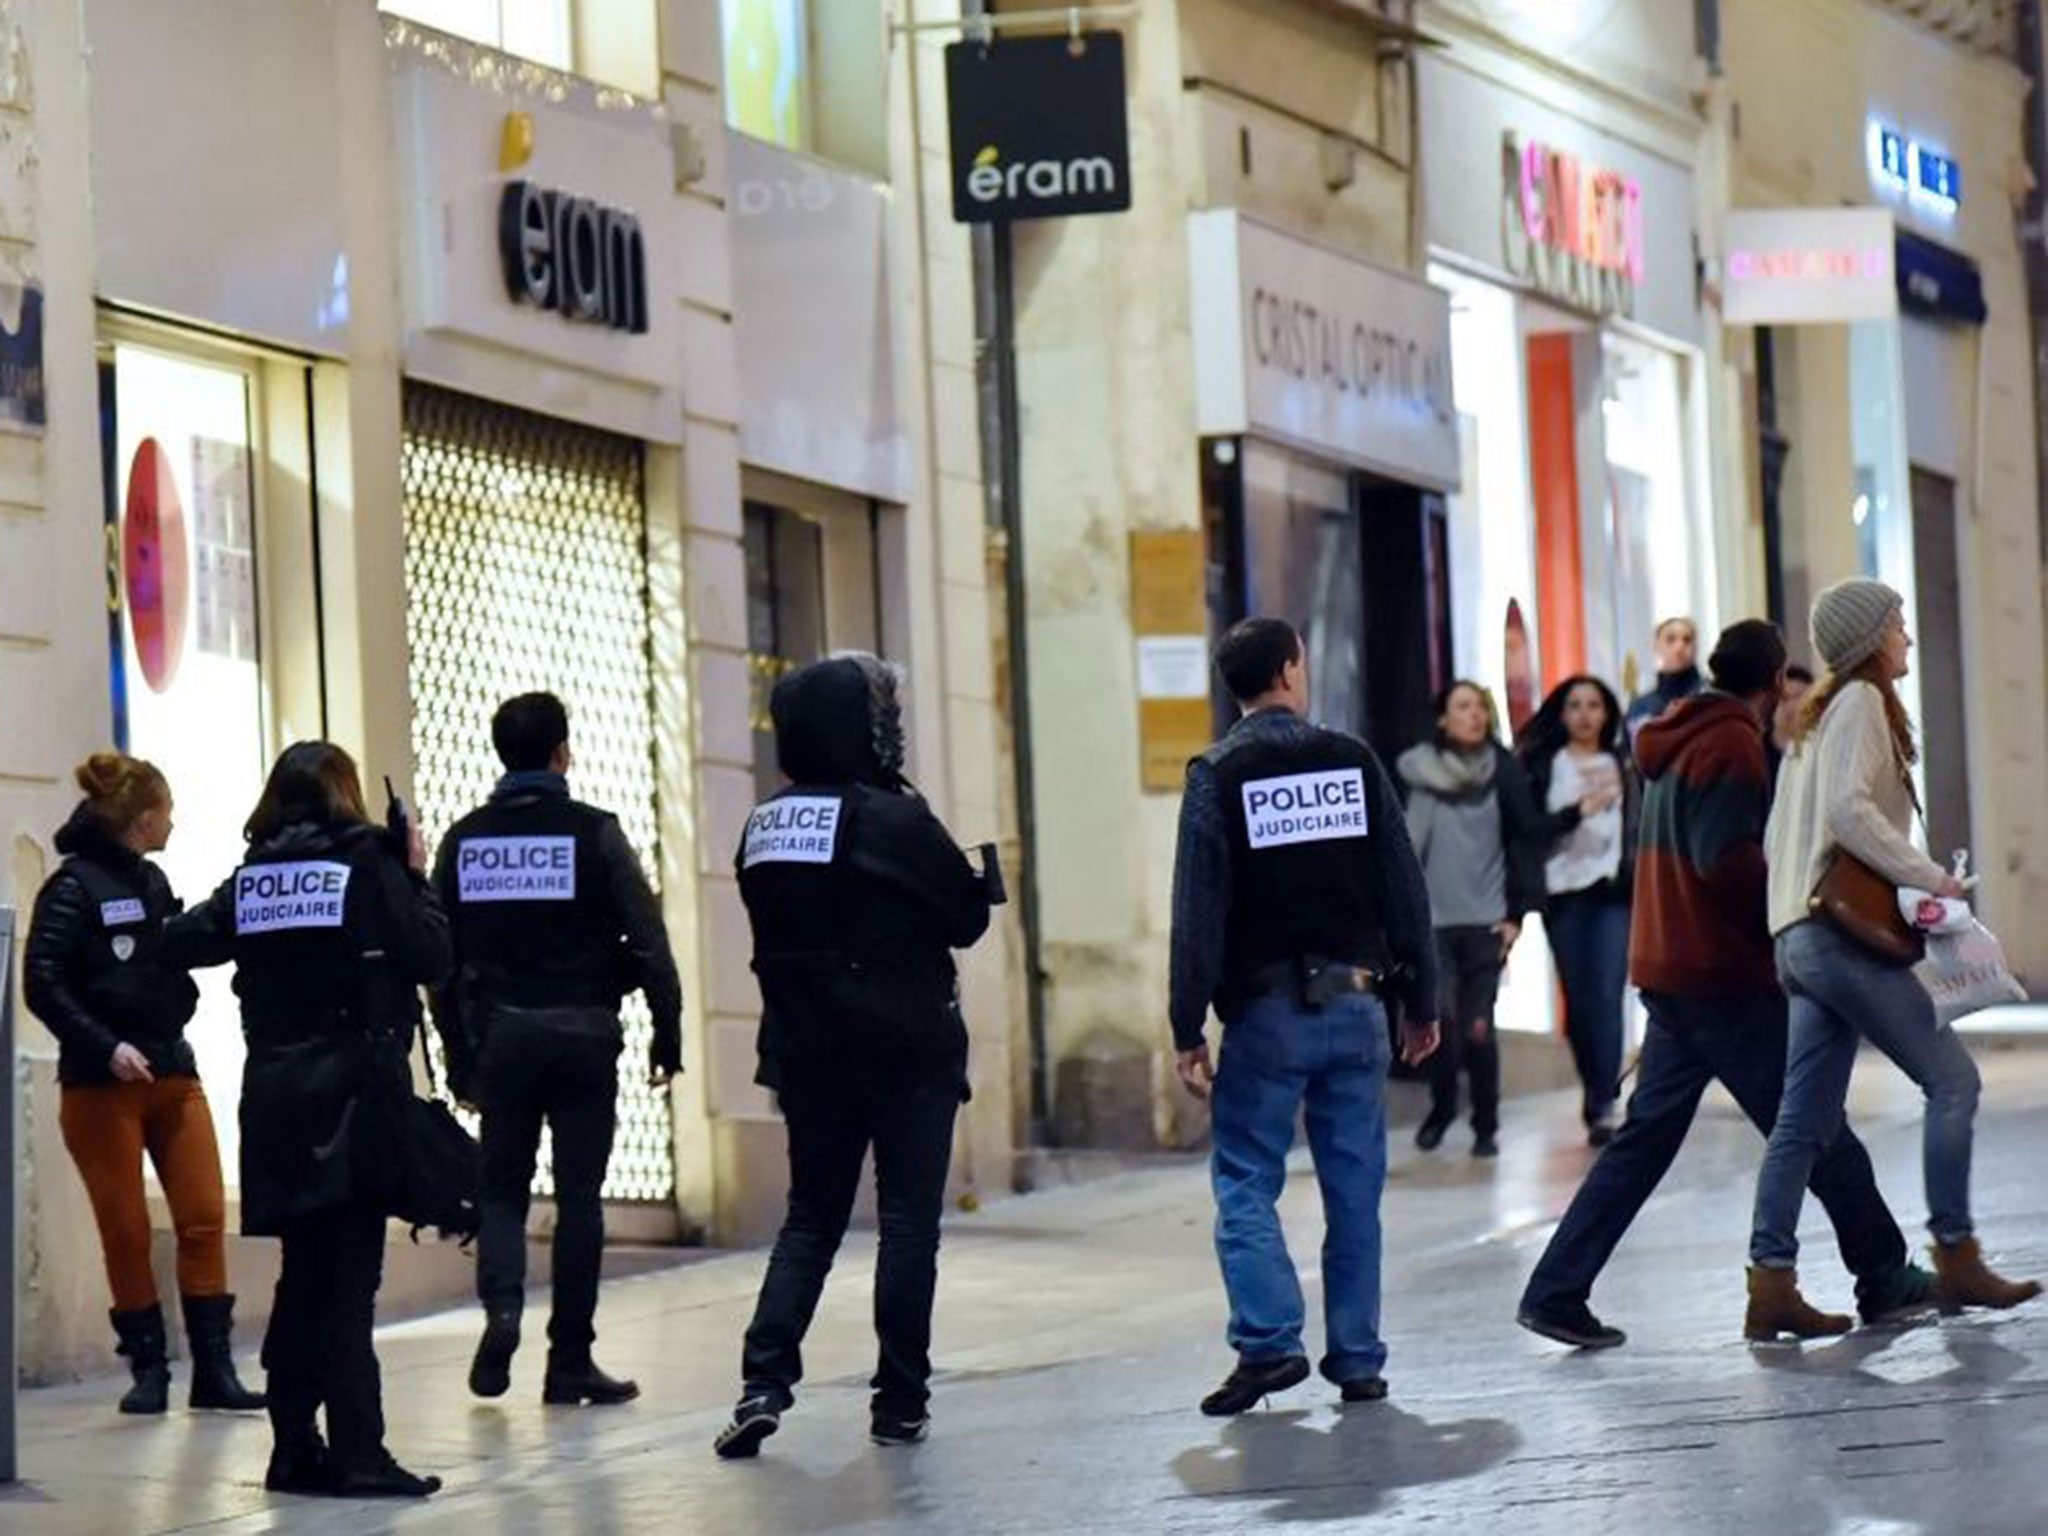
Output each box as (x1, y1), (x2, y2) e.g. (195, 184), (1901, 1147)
(1516, 676), (1641, 1146)
(170, 742), (451, 1497)
(1745, 580), (2038, 1340)
(1398, 681), (1547, 1157)
(24, 754), (266, 1417)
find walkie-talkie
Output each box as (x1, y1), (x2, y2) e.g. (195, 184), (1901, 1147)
(383, 774), (411, 846)
(978, 842), (1009, 907)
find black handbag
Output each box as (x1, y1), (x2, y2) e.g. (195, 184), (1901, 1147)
(357, 1026), (483, 1242)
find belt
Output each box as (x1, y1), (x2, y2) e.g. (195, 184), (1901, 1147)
(1244, 956), (1381, 1006)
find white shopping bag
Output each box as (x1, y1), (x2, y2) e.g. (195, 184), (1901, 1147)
(1901, 887), (2026, 1023)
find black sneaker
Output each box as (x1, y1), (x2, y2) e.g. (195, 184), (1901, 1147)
(1337, 1376), (1389, 1405)
(1473, 1135), (1500, 1159)
(871, 1410), (931, 1446)
(542, 1359), (640, 1407)
(1517, 1300), (1626, 1350)
(1199, 1355), (1311, 1417)
(327, 1450), (441, 1499)
(714, 1394), (785, 1460)
(1415, 1119), (1449, 1152)
(1858, 1261), (1939, 1326)
(468, 1312), (520, 1399)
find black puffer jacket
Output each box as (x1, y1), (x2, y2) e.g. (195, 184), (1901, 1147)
(168, 818), (451, 1234)
(25, 804), (200, 1085)
(737, 657), (992, 1094)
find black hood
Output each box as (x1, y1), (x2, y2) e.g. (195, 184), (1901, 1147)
(770, 656), (907, 790)
(54, 801), (143, 871)
(247, 817), (387, 865)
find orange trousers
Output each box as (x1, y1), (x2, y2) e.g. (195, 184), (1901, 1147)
(59, 1076), (230, 1313)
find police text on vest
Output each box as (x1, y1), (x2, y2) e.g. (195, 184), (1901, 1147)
(457, 836), (577, 902)
(1242, 769), (1370, 849)
(235, 862), (351, 934)
(743, 796), (842, 867)
(99, 898), (146, 927)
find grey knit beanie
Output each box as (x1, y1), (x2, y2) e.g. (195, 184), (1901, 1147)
(1811, 578), (1902, 674)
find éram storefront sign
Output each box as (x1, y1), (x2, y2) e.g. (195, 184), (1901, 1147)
(944, 34), (1131, 223)
(497, 179), (649, 334)
(1190, 210), (1459, 492)
(1501, 133), (1645, 318)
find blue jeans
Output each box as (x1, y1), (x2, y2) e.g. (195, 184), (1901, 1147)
(1545, 890), (1630, 1124)
(1522, 990), (1906, 1315)
(1751, 921), (1982, 1267)
(1211, 990), (1390, 1383)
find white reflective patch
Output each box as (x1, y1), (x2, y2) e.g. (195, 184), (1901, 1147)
(743, 796), (843, 867)
(456, 836), (577, 902)
(100, 898), (146, 927)
(111, 935), (137, 962)
(1242, 768), (1369, 849)
(235, 861), (351, 934)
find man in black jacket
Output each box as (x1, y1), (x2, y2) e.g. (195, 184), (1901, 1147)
(431, 693), (683, 1408)
(714, 655), (994, 1460)
(1171, 618), (1440, 1416)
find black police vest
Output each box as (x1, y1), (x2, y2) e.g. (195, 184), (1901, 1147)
(230, 836), (397, 1034)
(60, 854), (199, 1046)
(1208, 727), (1388, 1007)
(442, 796), (624, 1011)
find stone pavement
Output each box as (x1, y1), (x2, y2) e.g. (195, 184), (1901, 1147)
(10, 1046), (2048, 1535)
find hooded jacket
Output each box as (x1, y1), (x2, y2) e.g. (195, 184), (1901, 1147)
(1396, 740), (1548, 927)
(737, 657), (991, 1093)
(168, 818), (451, 1233)
(1629, 690), (1777, 996)
(1625, 665), (1703, 741)
(25, 803), (201, 1085)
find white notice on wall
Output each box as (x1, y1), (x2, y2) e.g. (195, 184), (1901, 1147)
(1242, 769), (1369, 850)
(1136, 636), (1211, 700)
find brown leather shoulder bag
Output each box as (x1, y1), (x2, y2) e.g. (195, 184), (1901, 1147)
(1809, 849), (1926, 965)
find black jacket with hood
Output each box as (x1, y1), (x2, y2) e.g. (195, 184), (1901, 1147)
(167, 818), (451, 1234)
(735, 657), (992, 1096)
(25, 803), (201, 1085)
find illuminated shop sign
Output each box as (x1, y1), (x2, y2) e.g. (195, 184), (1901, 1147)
(1500, 132), (1645, 317)
(1867, 119), (1960, 218)
(1721, 208), (1898, 325)
(497, 179), (649, 334)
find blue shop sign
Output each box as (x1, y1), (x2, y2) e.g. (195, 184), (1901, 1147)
(0, 283), (44, 434)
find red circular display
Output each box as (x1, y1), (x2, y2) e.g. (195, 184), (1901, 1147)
(123, 437), (190, 694)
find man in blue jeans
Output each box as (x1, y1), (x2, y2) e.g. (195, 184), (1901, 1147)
(1516, 621), (1934, 1349)
(1170, 618), (1440, 1415)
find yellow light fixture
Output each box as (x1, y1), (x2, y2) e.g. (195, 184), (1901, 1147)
(499, 111), (536, 172)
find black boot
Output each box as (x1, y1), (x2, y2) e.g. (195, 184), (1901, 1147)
(110, 1305), (170, 1415)
(183, 1294), (268, 1412)
(264, 1422), (330, 1495)
(327, 1449), (442, 1499)
(542, 1352), (640, 1406)
(468, 1308), (520, 1399)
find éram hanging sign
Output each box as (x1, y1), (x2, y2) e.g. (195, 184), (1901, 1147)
(945, 33), (1132, 224)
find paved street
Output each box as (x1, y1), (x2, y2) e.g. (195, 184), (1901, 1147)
(11, 1046), (2048, 1535)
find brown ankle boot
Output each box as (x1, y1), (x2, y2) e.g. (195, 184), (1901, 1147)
(1932, 1238), (2043, 1312)
(1745, 1266), (1852, 1342)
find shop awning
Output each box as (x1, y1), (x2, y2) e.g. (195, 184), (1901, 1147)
(1895, 230), (1987, 326)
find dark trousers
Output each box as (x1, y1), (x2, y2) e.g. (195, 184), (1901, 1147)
(740, 1071), (960, 1417)
(1427, 925), (1505, 1137)
(1545, 890), (1631, 1124)
(476, 1018), (622, 1356)
(264, 1201), (388, 1467)
(1520, 989), (1908, 1315)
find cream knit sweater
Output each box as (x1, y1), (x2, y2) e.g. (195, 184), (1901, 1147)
(1765, 680), (1948, 936)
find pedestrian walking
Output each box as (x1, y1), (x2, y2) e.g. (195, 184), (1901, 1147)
(24, 753), (266, 1418)
(714, 655), (995, 1459)
(1624, 617), (1702, 743)
(1516, 676), (1639, 1145)
(431, 692), (682, 1409)
(1397, 680), (1544, 1157)
(169, 742), (452, 1498)
(1515, 621), (1935, 1350)
(1748, 580), (2039, 1337)
(1169, 618), (1438, 1416)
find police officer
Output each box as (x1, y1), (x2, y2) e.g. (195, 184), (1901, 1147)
(170, 741), (450, 1498)
(713, 655), (995, 1460)
(431, 692), (682, 1408)
(1170, 618), (1440, 1415)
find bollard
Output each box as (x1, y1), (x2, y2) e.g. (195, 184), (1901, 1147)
(0, 907), (15, 1483)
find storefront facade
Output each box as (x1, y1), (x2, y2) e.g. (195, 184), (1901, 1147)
(1714, 0), (2048, 981)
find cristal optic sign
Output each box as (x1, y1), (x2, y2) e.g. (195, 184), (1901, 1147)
(1500, 132), (1645, 317)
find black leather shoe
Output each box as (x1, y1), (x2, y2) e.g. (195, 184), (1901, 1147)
(469, 1311), (520, 1399)
(1415, 1120), (1449, 1152)
(714, 1394), (785, 1460)
(1517, 1301), (1626, 1350)
(263, 1432), (330, 1495)
(328, 1450), (441, 1498)
(870, 1410), (931, 1446)
(1473, 1135), (1500, 1159)
(1338, 1376), (1389, 1405)
(1200, 1355), (1310, 1416)
(543, 1359), (640, 1406)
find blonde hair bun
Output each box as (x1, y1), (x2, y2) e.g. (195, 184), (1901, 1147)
(73, 752), (169, 831)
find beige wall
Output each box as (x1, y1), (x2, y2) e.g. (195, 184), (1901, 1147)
(1719, 0), (2048, 980)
